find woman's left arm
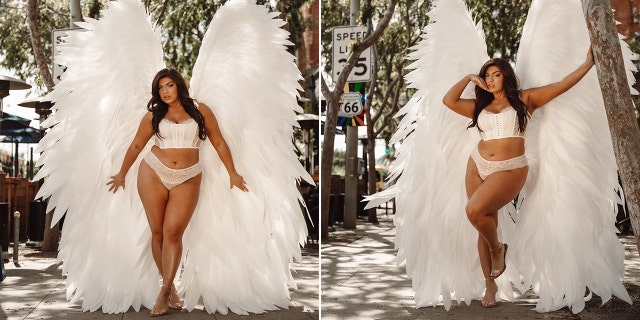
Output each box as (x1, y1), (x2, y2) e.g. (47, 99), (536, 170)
(200, 103), (248, 192)
(522, 46), (595, 111)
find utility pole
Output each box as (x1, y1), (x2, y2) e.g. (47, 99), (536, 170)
(42, 0), (82, 253)
(582, 0), (640, 252)
(343, 0), (361, 229)
(321, 0), (398, 239)
(70, 0), (82, 28)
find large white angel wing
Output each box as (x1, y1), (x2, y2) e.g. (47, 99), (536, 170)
(364, 0), (522, 310)
(34, 0), (164, 313)
(179, 0), (312, 314)
(514, 0), (633, 313)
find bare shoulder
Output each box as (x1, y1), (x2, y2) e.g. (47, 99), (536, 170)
(196, 102), (218, 119)
(196, 102), (212, 113)
(141, 111), (153, 123)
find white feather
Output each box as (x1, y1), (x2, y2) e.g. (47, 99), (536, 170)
(34, 0), (309, 315)
(514, 0), (632, 313)
(182, 0), (311, 314)
(365, 0), (521, 310)
(366, 0), (633, 313)
(34, 0), (164, 313)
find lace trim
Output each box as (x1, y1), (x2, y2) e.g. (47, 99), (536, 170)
(471, 147), (528, 180)
(144, 152), (202, 190)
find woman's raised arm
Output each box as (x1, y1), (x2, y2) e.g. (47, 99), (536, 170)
(442, 74), (486, 118)
(522, 46), (595, 112)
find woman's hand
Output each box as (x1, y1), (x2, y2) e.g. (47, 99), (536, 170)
(229, 173), (249, 192)
(585, 44), (595, 67)
(107, 175), (126, 193)
(469, 74), (488, 91)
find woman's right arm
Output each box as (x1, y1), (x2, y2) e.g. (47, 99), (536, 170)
(442, 74), (485, 119)
(107, 112), (154, 193)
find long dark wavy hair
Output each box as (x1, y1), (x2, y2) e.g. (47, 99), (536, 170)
(146, 68), (206, 140)
(467, 58), (528, 133)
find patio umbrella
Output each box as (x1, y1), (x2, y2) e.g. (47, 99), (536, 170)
(0, 118), (40, 177)
(0, 112), (31, 129)
(0, 75), (31, 114)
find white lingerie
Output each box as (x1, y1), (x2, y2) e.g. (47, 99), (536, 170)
(471, 106), (528, 179)
(144, 108), (203, 189)
(144, 151), (202, 190)
(155, 118), (202, 149)
(477, 106), (525, 141)
(471, 145), (528, 180)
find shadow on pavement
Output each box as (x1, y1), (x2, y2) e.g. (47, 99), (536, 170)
(322, 212), (640, 320)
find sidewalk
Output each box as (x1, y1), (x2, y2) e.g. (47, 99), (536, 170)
(321, 212), (640, 319)
(0, 243), (318, 320)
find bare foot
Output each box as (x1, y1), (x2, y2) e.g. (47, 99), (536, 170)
(168, 284), (182, 310)
(482, 279), (498, 308)
(150, 285), (170, 317)
(489, 243), (507, 279)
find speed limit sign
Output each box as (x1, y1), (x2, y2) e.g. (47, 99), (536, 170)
(339, 92), (363, 117)
(332, 26), (371, 82)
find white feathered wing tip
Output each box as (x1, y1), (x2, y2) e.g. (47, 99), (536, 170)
(514, 0), (633, 313)
(179, 0), (312, 315)
(33, 0), (164, 313)
(366, 0), (522, 310)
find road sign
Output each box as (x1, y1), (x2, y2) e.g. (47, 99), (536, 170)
(332, 26), (371, 82)
(52, 28), (83, 85)
(338, 92), (363, 117)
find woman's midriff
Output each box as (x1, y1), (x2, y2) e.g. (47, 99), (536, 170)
(477, 138), (525, 161)
(150, 145), (199, 169)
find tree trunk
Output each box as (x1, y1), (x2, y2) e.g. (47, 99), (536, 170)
(26, 0), (55, 92)
(582, 0), (640, 252)
(365, 38), (379, 224)
(321, 0), (399, 239)
(320, 90), (339, 239)
(27, 0), (58, 251)
(40, 210), (59, 252)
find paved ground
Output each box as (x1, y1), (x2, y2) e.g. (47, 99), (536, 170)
(322, 212), (640, 320)
(0, 243), (319, 320)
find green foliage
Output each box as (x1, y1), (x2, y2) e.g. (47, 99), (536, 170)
(320, 0), (349, 76)
(276, 0), (312, 55)
(321, 0), (430, 143)
(321, 0), (531, 145)
(465, 0), (531, 62)
(0, 0), (77, 89)
(1, 0), (309, 91)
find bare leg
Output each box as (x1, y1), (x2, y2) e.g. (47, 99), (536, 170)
(465, 158), (527, 304)
(159, 174), (202, 310)
(478, 235), (497, 307)
(465, 159), (496, 306)
(137, 161), (170, 315)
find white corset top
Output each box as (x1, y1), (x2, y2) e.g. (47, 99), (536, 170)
(155, 118), (202, 149)
(477, 106), (525, 141)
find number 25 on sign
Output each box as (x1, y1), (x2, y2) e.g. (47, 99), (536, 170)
(332, 26), (371, 82)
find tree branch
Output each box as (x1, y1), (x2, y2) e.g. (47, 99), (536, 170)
(27, 0), (54, 91)
(156, 0), (170, 26)
(321, 0), (399, 239)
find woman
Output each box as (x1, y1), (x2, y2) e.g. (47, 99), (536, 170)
(441, 48), (595, 307)
(106, 68), (248, 317)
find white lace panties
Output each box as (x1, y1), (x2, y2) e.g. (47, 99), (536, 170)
(143, 152), (202, 190)
(470, 146), (528, 180)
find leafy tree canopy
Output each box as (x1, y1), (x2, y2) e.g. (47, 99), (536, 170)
(0, 0), (309, 92)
